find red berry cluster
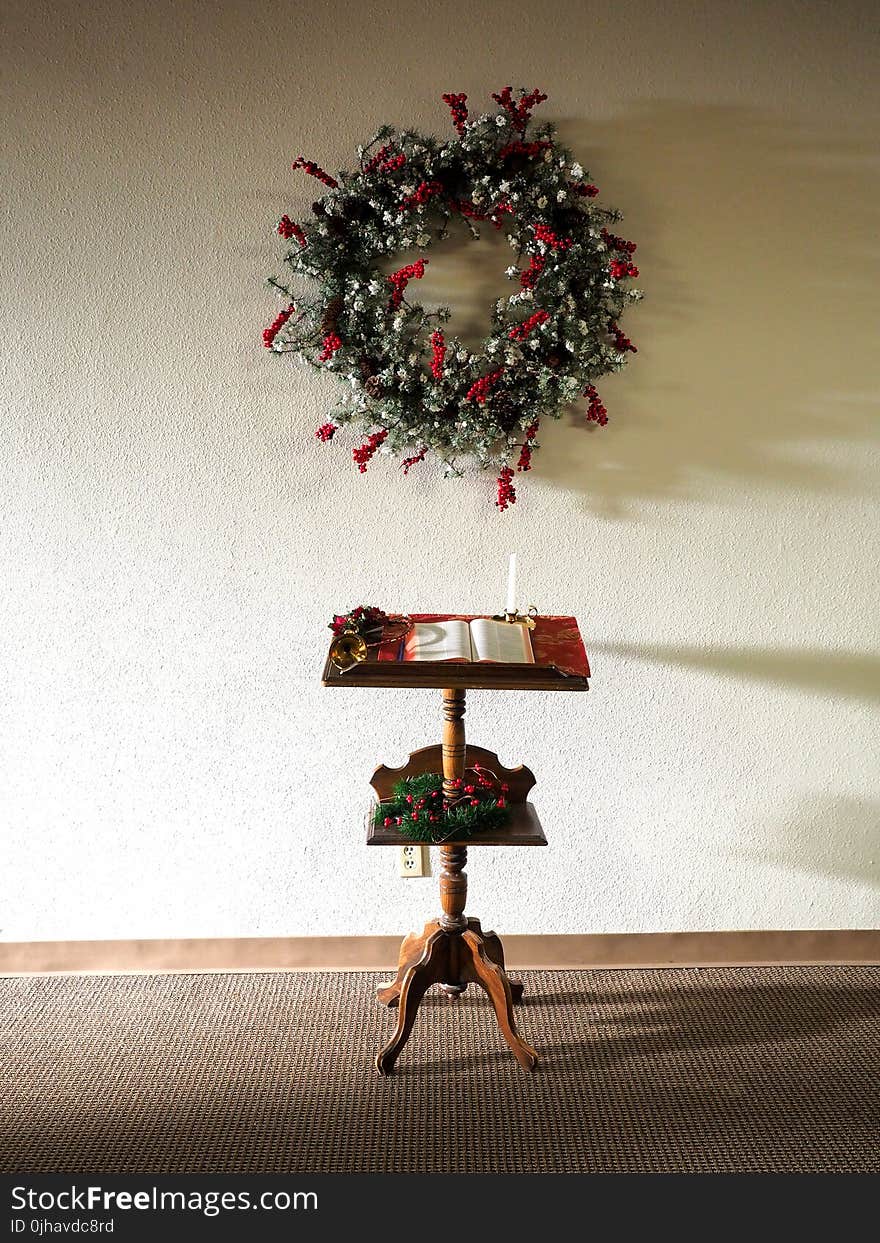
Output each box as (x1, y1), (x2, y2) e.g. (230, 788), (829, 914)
(609, 258), (639, 280)
(330, 604), (387, 636)
(490, 200), (514, 228)
(533, 224), (572, 251)
(364, 144), (406, 176)
(609, 320), (637, 353)
(364, 143), (390, 172)
(262, 303), (295, 348)
(290, 156), (338, 189)
(601, 228), (637, 255)
(430, 330), (445, 379)
(584, 385), (608, 426)
(517, 420), (541, 471)
(441, 92), (469, 135)
(446, 768), (508, 808)
(398, 180), (443, 212)
(508, 309), (549, 341)
(449, 198), (513, 229)
(496, 466), (517, 511)
(570, 182), (600, 197)
(498, 139), (552, 161)
(391, 785), (445, 826)
(318, 332), (342, 362)
(315, 422), (337, 442)
(465, 368), (504, 404)
(470, 764), (509, 797)
(491, 86), (548, 133)
(519, 254), (546, 289)
(382, 153), (406, 174)
(402, 447), (427, 475)
(448, 198), (484, 220)
(277, 215), (307, 246)
(352, 428), (388, 473)
(387, 259), (428, 309)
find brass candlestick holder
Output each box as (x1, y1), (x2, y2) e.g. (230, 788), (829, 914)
(491, 606), (539, 629)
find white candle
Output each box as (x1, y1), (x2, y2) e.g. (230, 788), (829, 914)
(505, 552), (517, 616)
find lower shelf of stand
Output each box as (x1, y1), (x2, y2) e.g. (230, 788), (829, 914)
(366, 801), (547, 847)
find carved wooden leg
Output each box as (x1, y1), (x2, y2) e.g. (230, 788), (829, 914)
(375, 928), (449, 1075)
(461, 929), (538, 1071)
(377, 921), (439, 1007)
(467, 918), (524, 1003)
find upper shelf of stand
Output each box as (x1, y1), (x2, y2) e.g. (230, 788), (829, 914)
(321, 613), (590, 692)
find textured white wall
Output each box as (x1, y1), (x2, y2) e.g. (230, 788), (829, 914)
(1, 0), (878, 940)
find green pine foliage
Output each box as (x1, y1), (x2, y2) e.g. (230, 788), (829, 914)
(374, 772), (510, 843)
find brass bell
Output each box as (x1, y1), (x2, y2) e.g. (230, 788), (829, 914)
(329, 627), (368, 671)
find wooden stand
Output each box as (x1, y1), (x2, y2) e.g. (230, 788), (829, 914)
(372, 689), (538, 1075)
(322, 626), (588, 1074)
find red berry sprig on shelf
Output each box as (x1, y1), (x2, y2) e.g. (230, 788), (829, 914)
(277, 216), (306, 246)
(262, 303), (295, 348)
(609, 320), (638, 354)
(387, 259), (428, 309)
(442, 92), (469, 135)
(402, 447), (427, 475)
(352, 429), (388, 473)
(317, 332), (342, 362)
(496, 466), (517, 511)
(315, 422), (337, 442)
(517, 420), (541, 471)
(430, 330), (445, 379)
(465, 368), (504, 404)
(508, 310), (549, 341)
(584, 385), (608, 426)
(290, 156), (338, 188)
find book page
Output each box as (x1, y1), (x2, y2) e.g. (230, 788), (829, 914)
(469, 618), (535, 665)
(403, 620), (473, 663)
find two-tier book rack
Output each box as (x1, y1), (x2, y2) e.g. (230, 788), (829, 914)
(321, 614), (589, 1074)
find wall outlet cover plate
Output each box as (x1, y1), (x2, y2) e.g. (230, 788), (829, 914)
(398, 844), (429, 877)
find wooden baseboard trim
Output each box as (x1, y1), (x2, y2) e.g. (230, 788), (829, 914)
(1, 929), (877, 976)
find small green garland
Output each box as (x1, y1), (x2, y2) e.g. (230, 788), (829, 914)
(264, 86), (641, 510)
(375, 772), (510, 843)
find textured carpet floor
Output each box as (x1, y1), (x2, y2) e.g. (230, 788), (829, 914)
(1, 967), (879, 1173)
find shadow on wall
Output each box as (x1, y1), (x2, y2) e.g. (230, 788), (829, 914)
(524, 102), (880, 516)
(590, 640), (880, 889)
(736, 796), (880, 892)
(589, 641), (880, 704)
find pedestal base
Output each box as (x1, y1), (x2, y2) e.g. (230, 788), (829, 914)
(375, 918), (536, 1075)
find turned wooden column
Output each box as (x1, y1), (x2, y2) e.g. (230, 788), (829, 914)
(439, 688), (467, 933)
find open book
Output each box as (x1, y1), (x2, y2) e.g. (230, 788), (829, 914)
(403, 618), (534, 665)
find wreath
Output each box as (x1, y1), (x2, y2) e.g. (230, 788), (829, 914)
(264, 87), (641, 510)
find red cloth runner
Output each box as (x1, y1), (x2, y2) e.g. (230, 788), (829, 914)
(377, 614), (590, 679)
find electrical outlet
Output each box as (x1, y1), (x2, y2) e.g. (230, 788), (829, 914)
(398, 844), (429, 877)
